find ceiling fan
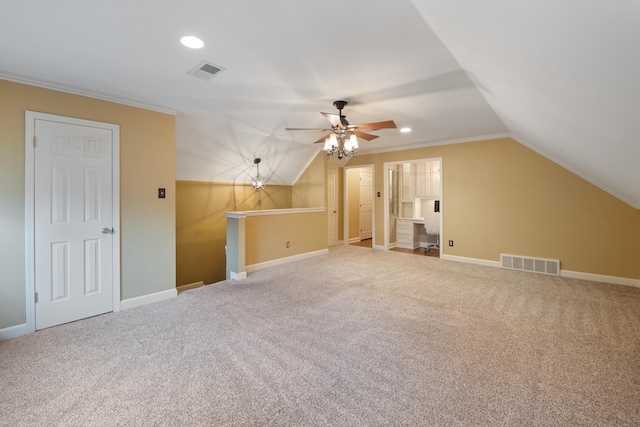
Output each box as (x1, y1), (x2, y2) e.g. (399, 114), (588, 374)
(286, 100), (396, 159)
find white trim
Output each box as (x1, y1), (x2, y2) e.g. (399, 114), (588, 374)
(441, 254), (502, 268)
(226, 207), (325, 217)
(343, 164), (375, 253)
(0, 323), (30, 341)
(383, 157), (443, 255)
(230, 271), (247, 281)
(358, 168), (373, 241)
(560, 270), (640, 288)
(382, 163), (390, 251)
(348, 237), (361, 244)
(245, 249), (329, 273)
(358, 133), (511, 156)
(225, 212), (248, 219)
(373, 244), (386, 251)
(327, 165), (338, 247)
(111, 125), (121, 313)
(24, 115), (35, 334)
(1, 71), (176, 115)
(25, 112), (121, 334)
(442, 254), (640, 288)
(120, 288), (177, 310)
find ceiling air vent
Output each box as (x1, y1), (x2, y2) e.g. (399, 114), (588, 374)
(187, 61), (225, 81)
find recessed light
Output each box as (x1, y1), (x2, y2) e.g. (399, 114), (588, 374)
(400, 127), (411, 133)
(180, 36), (204, 49)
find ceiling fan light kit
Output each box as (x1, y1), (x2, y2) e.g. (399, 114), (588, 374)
(323, 132), (359, 160)
(286, 100), (396, 160)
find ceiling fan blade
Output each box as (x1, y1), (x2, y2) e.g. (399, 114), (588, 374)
(350, 120), (397, 131)
(285, 127), (330, 131)
(352, 130), (379, 141)
(321, 112), (344, 128)
(312, 133), (331, 144)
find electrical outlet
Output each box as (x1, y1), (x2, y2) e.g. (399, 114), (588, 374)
(448, 240), (454, 247)
(286, 241), (290, 248)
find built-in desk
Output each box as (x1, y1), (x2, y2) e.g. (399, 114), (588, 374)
(396, 217), (423, 249)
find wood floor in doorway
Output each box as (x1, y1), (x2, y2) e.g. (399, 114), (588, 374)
(350, 239), (440, 258)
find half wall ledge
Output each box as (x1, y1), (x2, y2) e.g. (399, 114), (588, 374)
(226, 208), (327, 280)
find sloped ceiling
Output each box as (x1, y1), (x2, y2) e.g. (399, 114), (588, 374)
(1, 1), (638, 207)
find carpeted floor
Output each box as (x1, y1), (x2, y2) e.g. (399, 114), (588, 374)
(1, 245), (639, 426)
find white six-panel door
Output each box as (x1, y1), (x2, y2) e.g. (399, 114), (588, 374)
(327, 167), (338, 246)
(33, 116), (116, 330)
(360, 169), (373, 240)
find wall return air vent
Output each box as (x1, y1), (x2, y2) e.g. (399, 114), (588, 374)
(187, 61), (225, 81)
(501, 254), (560, 276)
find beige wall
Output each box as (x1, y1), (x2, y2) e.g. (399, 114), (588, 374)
(0, 79), (176, 329)
(292, 153), (326, 208)
(245, 211), (327, 265)
(176, 181), (292, 286)
(347, 137), (640, 279)
(177, 152), (327, 287)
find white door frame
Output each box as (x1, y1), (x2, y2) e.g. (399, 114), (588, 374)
(24, 111), (121, 334)
(327, 166), (338, 246)
(343, 164), (375, 247)
(359, 169), (373, 240)
(383, 158), (443, 253)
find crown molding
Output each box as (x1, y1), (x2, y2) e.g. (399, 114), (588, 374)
(357, 132), (512, 156)
(0, 70), (176, 116)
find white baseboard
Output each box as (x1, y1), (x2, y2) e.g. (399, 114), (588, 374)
(348, 237), (361, 244)
(246, 249), (329, 274)
(3, 288), (180, 340)
(373, 244), (386, 251)
(0, 323), (30, 341)
(120, 288), (177, 310)
(230, 271), (247, 281)
(561, 270), (640, 288)
(441, 254), (640, 288)
(441, 254), (501, 268)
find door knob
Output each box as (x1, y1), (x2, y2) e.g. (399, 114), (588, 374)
(102, 227), (113, 234)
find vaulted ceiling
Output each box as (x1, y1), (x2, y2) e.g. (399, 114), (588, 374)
(2, 1), (639, 207)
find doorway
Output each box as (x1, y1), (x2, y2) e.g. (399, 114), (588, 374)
(327, 166), (338, 246)
(25, 112), (121, 331)
(344, 165), (374, 247)
(383, 158), (442, 256)
(359, 169), (373, 240)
